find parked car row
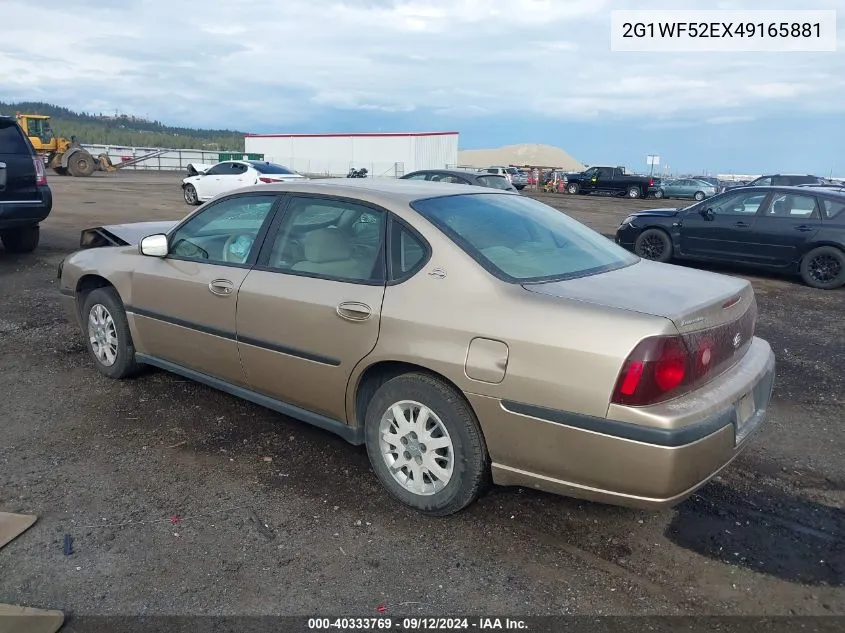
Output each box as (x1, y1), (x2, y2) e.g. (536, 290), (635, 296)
(615, 185), (845, 289)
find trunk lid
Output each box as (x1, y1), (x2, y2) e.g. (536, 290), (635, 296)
(523, 259), (754, 333)
(524, 258), (758, 381)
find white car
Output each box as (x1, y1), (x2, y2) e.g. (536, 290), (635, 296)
(181, 160), (306, 205)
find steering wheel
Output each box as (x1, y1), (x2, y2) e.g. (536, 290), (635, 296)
(222, 233), (256, 264)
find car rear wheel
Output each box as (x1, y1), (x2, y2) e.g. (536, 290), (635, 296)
(627, 186), (642, 199)
(0, 225), (40, 253)
(653, 190), (664, 199)
(694, 191), (706, 201)
(364, 372), (489, 516)
(81, 287), (142, 379)
(800, 246), (845, 289)
(183, 184), (200, 205)
(634, 228), (673, 263)
(566, 183), (580, 194)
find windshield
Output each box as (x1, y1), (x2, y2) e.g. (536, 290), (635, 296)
(250, 162), (296, 175)
(410, 193), (638, 282)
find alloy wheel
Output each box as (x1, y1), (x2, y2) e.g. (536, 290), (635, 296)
(378, 400), (454, 496)
(808, 254), (842, 283)
(639, 235), (665, 259)
(88, 303), (118, 366)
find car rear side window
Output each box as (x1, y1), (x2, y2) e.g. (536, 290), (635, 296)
(389, 219), (428, 281)
(251, 162), (296, 175)
(765, 193), (819, 219)
(477, 175), (512, 190)
(0, 121), (32, 154)
(822, 199), (845, 220)
(410, 193), (638, 283)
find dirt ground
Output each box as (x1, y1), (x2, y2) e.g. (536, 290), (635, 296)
(0, 172), (843, 617)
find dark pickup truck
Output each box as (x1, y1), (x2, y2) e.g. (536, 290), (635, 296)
(1, 116), (52, 253)
(565, 165), (654, 199)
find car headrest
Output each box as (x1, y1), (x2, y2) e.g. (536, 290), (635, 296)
(301, 228), (352, 263)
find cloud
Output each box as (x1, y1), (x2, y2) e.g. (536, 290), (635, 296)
(0, 0), (842, 131)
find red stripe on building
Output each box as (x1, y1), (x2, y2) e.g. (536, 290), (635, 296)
(245, 132), (460, 138)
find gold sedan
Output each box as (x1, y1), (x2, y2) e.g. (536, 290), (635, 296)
(58, 178), (776, 515)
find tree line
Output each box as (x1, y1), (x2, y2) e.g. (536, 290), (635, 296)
(0, 101), (245, 151)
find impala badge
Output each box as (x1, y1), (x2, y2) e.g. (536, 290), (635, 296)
(732, 333), (742, 349)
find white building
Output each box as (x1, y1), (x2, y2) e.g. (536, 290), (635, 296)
(244, 131), (459, 178)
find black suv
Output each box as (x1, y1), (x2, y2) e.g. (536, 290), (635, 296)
(726, 174), (827, 190)
(0, 116), (53, 253)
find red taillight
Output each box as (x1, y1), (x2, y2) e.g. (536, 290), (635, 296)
(611, 301), (757, 407)
(258, 177), (285, 183)
(611, 336), (689, 406)
(649, 178), (654, 186)
(33, 157), (47, 186)
(653, 340), (686, 391)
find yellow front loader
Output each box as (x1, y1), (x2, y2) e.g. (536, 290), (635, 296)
(16, 113), (132, 177)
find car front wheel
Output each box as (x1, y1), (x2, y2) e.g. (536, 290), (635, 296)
(634, 228), (673, 263)
(183, 184), (200, 205)
(364, 372), (489, 516)
(82, 287), (142, 379)
(694, 191), (706, 201)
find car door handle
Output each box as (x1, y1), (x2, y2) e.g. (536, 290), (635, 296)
(794, 225), (815, 232)
(208, 279), (234, 296)
(734, 221), (750, 228)
(336, 301), (372, 321)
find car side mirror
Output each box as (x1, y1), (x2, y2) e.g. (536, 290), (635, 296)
(139, 234), (169, 257)
(700, 208), (715, 220)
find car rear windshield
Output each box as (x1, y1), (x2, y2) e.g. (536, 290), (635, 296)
(250, 162), (296, 175)
(410, 193), (638, 282)
(0, 120), (32, 154)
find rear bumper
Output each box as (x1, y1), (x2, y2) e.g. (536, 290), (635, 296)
(0, 185), (53, 230)
(468, 337), (776, 509)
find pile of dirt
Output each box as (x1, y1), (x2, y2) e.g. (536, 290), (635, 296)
(458, 143), (585, 170)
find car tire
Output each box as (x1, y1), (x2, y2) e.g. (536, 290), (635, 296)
(364, 372), (489, 516)
(694, 191), (706, 201)
(634, 228), (673, 263)
(566, 183), (580, 195)
(654, 189), (664, 199)
(183, 184), (200, 205)
(627, 186), (642, 199)
(0, 225), (40, 253)
(799, 246), (845, 289)
(81, 287), (142, 379)
(67, 151), (96, 177)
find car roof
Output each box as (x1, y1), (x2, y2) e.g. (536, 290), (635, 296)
(722, 185), (845, 198)
(230, 176), (515, 205)
(405, 169), (507, 179)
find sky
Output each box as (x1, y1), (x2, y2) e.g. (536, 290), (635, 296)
(2, 0), (844, 175)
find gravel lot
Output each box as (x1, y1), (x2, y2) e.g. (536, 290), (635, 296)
(1, 172), (843, 617)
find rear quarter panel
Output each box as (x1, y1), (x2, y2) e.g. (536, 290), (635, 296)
(346, 224), (675, 425)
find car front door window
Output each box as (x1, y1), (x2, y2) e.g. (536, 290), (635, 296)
(168, 194), (277, 265)
(710, 192), (767, 216)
